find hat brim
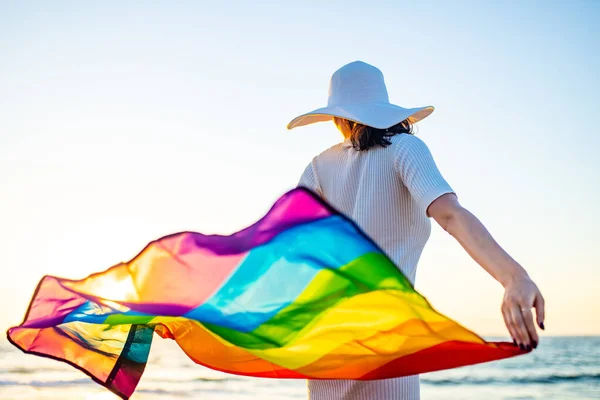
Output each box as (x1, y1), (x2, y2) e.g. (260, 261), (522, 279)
(286, 103), (434, 130)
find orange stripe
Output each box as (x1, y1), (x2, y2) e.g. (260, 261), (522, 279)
(9, 326), (119, 382)
(154, 320), (306, 378)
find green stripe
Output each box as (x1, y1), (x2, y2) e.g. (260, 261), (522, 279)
(105, 314), (156, 325)
(203, 252), (416, 349)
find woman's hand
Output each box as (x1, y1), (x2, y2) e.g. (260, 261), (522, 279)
(501, 277), (545, 349)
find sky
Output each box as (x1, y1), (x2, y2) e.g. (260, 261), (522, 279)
(0, 1), (598, 337)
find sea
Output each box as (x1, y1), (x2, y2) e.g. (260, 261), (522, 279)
(1, 336), (598, 400)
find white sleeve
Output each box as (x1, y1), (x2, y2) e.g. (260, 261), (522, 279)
(297, 160), (322, 196)
(394, 134), (455, 217)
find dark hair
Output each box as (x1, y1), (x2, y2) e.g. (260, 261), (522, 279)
(334, 117), (414, 151)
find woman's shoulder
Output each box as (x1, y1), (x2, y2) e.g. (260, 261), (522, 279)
(305, 142), (344, 171)
(315, 141), (347, 159)
(389, 133), (432, 155)
(390, 132), (426, 146)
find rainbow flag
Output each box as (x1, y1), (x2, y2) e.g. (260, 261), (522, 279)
(7, 188), (525, 399)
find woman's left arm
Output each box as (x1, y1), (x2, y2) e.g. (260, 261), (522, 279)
(428, 193), (545, 350)
(298, 160), (322, 195)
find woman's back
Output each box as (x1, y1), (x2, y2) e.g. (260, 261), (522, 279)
(299, 133), (454, 284)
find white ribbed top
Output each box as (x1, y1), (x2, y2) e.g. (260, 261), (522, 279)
(297, 133), (455, 400)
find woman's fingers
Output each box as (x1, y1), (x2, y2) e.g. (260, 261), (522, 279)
(501, 305), (519, 345)
(508, 305), (531, 349)
(534, 292), (546, 330)
(520, 307), (539, 348)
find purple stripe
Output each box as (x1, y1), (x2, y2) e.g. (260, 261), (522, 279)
(111, 302), (192, 316)
(160, 188), (332, 257)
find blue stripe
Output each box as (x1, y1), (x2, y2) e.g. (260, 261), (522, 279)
(63, 300), (117, 324)
(183, 215), (380, 331)
(63, 300), (149, 324)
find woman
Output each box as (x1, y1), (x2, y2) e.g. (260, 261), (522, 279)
(287, 61), (545, 400)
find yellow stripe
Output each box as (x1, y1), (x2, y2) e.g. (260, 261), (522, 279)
(245, 289), (483, 370)
(296, 319), (475, 377)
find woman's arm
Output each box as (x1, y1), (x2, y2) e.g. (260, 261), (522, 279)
(428, 193), (545, 350)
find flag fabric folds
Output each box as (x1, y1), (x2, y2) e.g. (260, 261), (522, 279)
(7, 188), (525, 399)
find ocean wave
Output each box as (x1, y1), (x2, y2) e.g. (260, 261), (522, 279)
(4, 367), (37, 375)
(421, 372), (600, 386)
(0, 366), (84, 375)
(135, 388), (191, 396)
(0, 378), (253, 397)
(0, 378), (91, 387)
(0, 375), (245, 387)
(193, 377), (229, 382)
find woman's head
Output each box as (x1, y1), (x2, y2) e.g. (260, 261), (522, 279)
(333, 117), (413, 151)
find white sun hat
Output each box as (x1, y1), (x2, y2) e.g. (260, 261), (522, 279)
(287, 61), (434, 130)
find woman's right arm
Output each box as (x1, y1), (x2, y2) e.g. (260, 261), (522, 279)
(428, 193), (545, 350)
(393, 134), (544, 349)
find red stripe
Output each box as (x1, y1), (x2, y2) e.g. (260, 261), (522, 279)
(359, 340), (527, 380)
